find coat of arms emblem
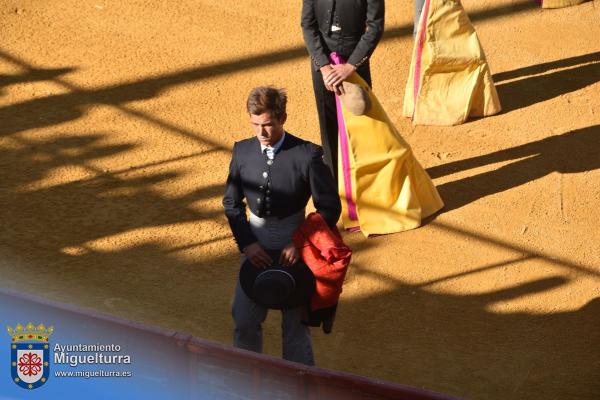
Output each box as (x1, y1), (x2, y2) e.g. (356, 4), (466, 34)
(7, 322), (53, 390)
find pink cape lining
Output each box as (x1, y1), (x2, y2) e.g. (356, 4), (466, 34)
(329, 52), (358, 222)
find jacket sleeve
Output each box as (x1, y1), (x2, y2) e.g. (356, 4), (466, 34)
(307, 144), (341, 228)
(301, 0), (331, 69)
(347, 0), (385, 67)
(222, 143), (258, 252)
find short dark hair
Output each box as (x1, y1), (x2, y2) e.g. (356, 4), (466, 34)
(246, 86), (287, 120)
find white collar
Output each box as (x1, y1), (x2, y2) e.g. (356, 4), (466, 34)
(260, 132), (286, 154)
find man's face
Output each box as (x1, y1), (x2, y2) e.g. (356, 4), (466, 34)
(250, 112), (286, 147)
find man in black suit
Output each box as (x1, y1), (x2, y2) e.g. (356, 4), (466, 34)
(223, 86), (340, 365)
(301, 0), (385, 179)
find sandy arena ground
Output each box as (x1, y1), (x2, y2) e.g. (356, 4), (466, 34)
(1, 0), (599, 398)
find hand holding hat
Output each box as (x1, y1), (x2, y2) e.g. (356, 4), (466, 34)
(240, 249), (315, 310)
(243, 242), (273, 269)
(279, 242), (300, 267)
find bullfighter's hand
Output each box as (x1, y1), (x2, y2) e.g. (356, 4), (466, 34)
(320, 64), (335, 92)
(333, 82), (345, 96)
(324, 63), (356, 88)
(279, 242), (300, 267)
(243, 242), (273, 269)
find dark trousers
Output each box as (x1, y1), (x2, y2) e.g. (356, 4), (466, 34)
(310, 62), (372, 180)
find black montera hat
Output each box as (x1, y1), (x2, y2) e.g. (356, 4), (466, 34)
(239, 250), (315, 310)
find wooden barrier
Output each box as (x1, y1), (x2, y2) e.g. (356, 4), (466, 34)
(1, 287), (458, 399)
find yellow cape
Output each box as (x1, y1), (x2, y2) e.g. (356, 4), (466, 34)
(403, 0), (502, 126)
(336, 73), (444, 236)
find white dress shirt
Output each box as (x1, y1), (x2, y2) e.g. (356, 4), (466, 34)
(260, 132), (286, 160)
